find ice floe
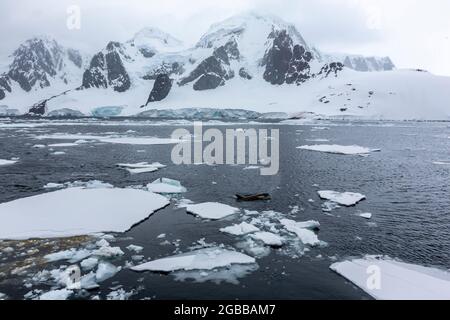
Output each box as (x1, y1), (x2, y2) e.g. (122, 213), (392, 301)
(220, 222), (260, 236)
(298, 144), (379, 155)
(117, 162), (166, 174)
(433, 161), (450, 166)
(39, 288), (72, 300)
(318, 191), (366, 206)
(330, 256), (450, 300)
(131, 248), (256, 273)
(173, 264), (259, 285)
(250, 232), (284, 247)
(107, 288), (135, 300)
(96, 262), (120, 282)
(280, 219), (321, 246)
(0, 187), (169, 240)
(44, 248), (92, 263)
(126, 245), (144, 253)
(359, 213), (373, 219)
(0, 159), (17, 166)
(80, 257), (99, 271)
(186, 202), (239, 220)
(146, 178), (187, 194)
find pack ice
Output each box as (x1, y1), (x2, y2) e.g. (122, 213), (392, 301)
(186, 202), (239, 220)
(298, 145), (379, 155)
(330, 256), (450, 300)
(0, 187), (169, 240)
(318, 191), (366, 206)
(131, 248), (256, 273)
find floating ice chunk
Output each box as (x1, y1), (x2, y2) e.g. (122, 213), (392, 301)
(220, 222), (260, 236)
(146, 178), (187, 194)
(243, 166), (260, 170)
(157, 233), (166, 239)
(280, 219), (320, 230)
(81, 257), (99, 271)
(44, 248), (91, 263)
(52, 151), (66, 156)
(186, 202), (239, 220)
(173, 264), (259, 285)
(92, 244), (124, 258)
(48, 143), (80, 147)
(330, 256), (450, 300)
(32, 144), (46, 149)
(322, 201), (341, 212)
(131, 248), (256, 273)
(433, 161), (450, 165)
(117, 162), (166, 174)
(250, 232), (284, 247)
(0, 188), (169, 240)
(107, 288), (135, 300)
(235, 238), (271, 258)
(126, 245), (144, 253)
(318, 191), (366, 206)
(43, 183), (64, 189)
(99, 137), (180, 145)
(0, 293), (6, 300)
(39, 288), (72, 300)
(96, 262), (120, 283)
(359, 213), (373, 219)
(298, 145), (379, 155)
(80, 272), (99, 290)
(0, 159), (17, 166)
(280, 219), (321, 246)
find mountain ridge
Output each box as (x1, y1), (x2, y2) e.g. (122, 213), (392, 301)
(1, 13), (449, 120)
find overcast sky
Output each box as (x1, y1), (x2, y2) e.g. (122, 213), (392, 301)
(1, 0), (449, 75)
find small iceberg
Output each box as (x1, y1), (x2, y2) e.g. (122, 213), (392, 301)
(0, 159), (17, 166)
(146, 178), (187, 194)
(220, 222), (260, 236)
(318, 191), (366, 206)
(117, 162), (166, 174)
(186, 202), (239, 220)
(359, 213), (373, 219)
(250, 232), (284, 247)
(330, 256), (450, 300)
(280, 219), (321, 246)
(0, 187), (169, 240)
(131, 247), (256, 273)
(298, 144), (379, 155)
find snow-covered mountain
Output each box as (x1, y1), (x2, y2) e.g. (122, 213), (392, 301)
(1, 13), (449, 120)
(315, 50), (395, 72)
(0, 37), (86, 114)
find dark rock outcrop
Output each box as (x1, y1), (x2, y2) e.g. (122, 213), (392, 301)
(143, 62), (184, 80)
(0, 76), (11, 100)
(262, 30), (312, 85)
(179, 40), (238, 89)
(28, 100), (47, 116)
(318, 62), (344, 78)
(146, 74), (173, 104)
(82, 52), (108, 89)
(239, 68), (252, 80)
(82, 42), (131, 92)
(193, 73), (225, 91)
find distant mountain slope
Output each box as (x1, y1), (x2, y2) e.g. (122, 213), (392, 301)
(1, 13), (449, 120)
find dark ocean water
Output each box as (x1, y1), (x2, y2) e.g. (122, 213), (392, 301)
(0, 119), (449, 300)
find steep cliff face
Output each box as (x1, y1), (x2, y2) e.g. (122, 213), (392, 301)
(82, 42), (131, 92)
(0, 37), (84, 101)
